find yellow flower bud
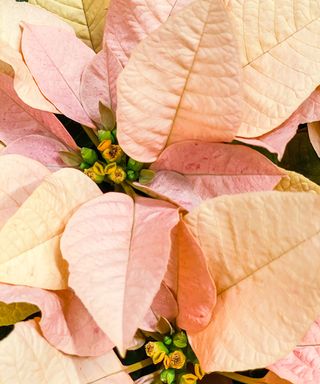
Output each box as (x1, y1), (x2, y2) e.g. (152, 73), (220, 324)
(102, 144), (124, 163)
(168, 350), (186, 369)
(97, 139), (112, 152)
(105, 162), (117, 175)
(145, 341), (169, 365)
(84, 167), (105, 184)
(108, 166), (126, 184)
(194, 364), (205, 380)
(92, 161), (106, 176)
(179, 373), (198, 384)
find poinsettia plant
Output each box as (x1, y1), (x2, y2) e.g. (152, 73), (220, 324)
(0, 0), (320, 383)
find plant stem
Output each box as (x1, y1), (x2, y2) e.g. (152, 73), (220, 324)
(218, 372), (267, 384)
(82, 125), (100, 147)
(87, 358), (153, 384)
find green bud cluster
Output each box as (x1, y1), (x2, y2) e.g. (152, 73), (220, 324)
(145, 330), (206, 384)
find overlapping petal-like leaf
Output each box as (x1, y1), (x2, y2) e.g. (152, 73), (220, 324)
(230, 0), (320, 137)
(0, 321), (132, 384)
(0, 169), (101, 289)
(133, 142), (283, 210)
(29, 0), (110, 52)
(21, 24), (95, 127)
(0, 284), (113, 356)
(117, 0), (242, 162)
(0, 155), (50, 231)
(61, 193), (180, 349)
(184, 192), (320, 372)
(0, 0), (72, 111)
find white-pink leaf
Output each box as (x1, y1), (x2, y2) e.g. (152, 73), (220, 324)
(0, 154), (50, 230)
(269, 319), (320, 384)
(105, 0), (193, 67)
(2, 134), (68, 170)
(237, 87), (320, 160)
(0, 284), (113, 356)
(134, 142), (283, 211)
(21, 24), (95, 127)
(61, 193), (180, 350)
(0, 74), (77, 149)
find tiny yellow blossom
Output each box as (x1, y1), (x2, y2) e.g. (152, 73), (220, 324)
(194, 363), (205, 380)
(97, 139), (112, 152)
(108, 166), (126, 184)
(168, 350), (186, 369)
(102, 144), (124, 163)
(179, 373), (198, 384)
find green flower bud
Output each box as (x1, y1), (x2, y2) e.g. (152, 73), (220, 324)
(102, 145), (124, 163)
(160, 369), (176, 384)
(139, 169), (156, 185)
(173, 332), (188, 349)
(178, 374), (197, 384)
(127, 158), (144, 171)
(79, 162), (91, 170)
(81, 147), (98, 165)
(84, 167), (105, 184)
(108, 166), (126, 184)
(98, 130), (114, 143)
(164, 336), (172, 346)
(126, 169), (138, 181)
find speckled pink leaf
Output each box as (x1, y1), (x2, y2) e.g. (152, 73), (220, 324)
(237, 87), (320, 160)
(80, 47), (122, 124)
(0, 321), (132, 384)
(134, 142), (283, 211)
(117, 0), (242, 162)
(0, 74), (76, 149)
(2, 135), (68, 170)
(151, 282), (178, 322)
(61, 193), (180, 350)
(0, 154), (50, 230)
(105, 0), (193, 67)
(21, 24), (95, 127)
(270, 318), (320, 384)
(0, 284), (113, 356)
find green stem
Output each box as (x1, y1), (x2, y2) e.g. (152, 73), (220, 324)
(82, 125), (100, 147)
(218, 372), (267, 384)
(121, 182), (136, 198)
(87, 358), (153, 384)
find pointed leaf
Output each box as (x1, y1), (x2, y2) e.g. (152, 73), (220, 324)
(151, 282), (178, 322)
(2, 135), (68, 171)
(0, 284), (112, 356)
(176, 221), (216, 333)
(0, 169), (101, 289)
(0, 321), (132, 384)
(270, 319), (320, 384)
(29, 0), (110, 52)
(230, 1), (320, 137)
(105, 0), (193, 67)
(135, 142), (283, 210)
(0, 74), (77, 149)
(0, 154), (50, 231)
(0, 0), (72, 111)
(117, 0), (242, 162)
(61, 193), (180, 349)
(185, 192), (320, 372)
(275, 171), (320, 194)
(21, 24), (95, 127)
(80, 50), (112, 124)
(237, 87), (320, 160)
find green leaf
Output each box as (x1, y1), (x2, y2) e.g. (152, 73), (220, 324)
(0, 302), (39, 326)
